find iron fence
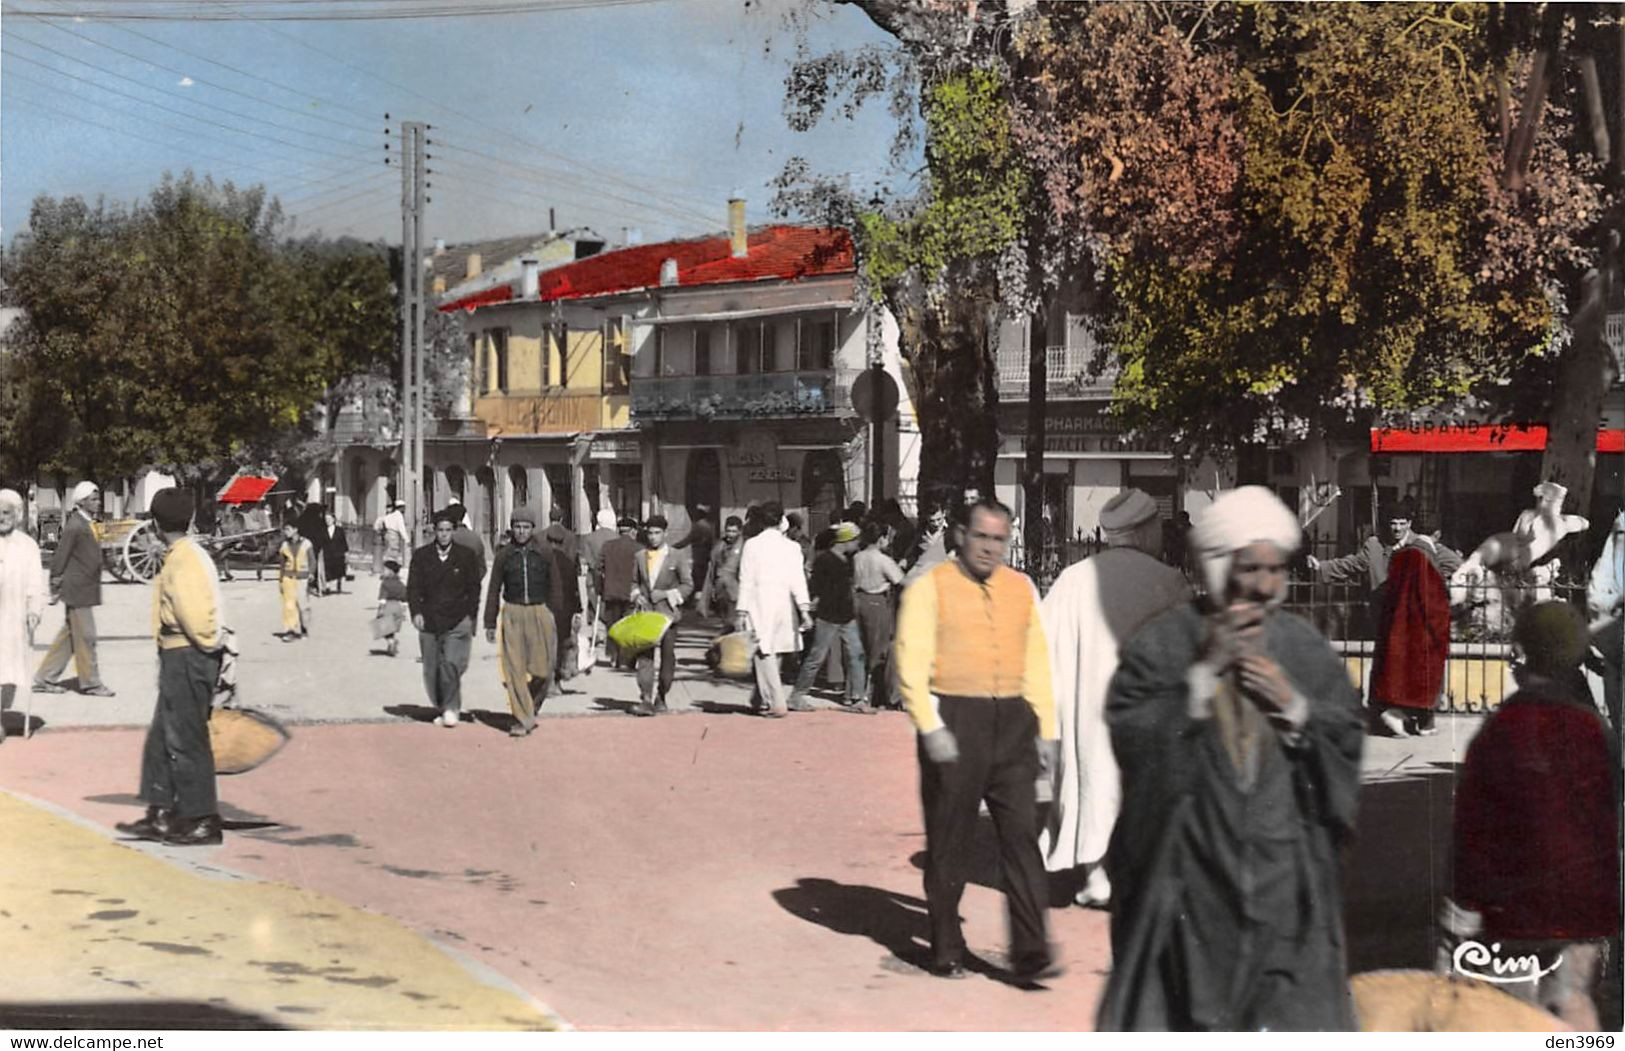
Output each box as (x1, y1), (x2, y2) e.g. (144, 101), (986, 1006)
(1016, 537), (1595, 713)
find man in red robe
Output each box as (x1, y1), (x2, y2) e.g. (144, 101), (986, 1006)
(1369, 545), (1451, 736)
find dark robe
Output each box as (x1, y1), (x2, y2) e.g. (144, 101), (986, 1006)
(1369, 546), (1449, 711)
(1100, 602), (1365, 1032)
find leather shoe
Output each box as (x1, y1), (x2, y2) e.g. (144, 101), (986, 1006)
(927, 958), (969, 979)
(162, 814), (223, 847)
(787, 699), (815, 712)
(652, 697), (668, 714)
(31, 680), (66, 694)
(1010, 954), (1065, 982)
(115, 807), (175, 841)
(630, 702), (655, 717)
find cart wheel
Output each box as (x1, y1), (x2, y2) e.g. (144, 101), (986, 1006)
(103, 547), (132, 583)
(122, 520), (165, 582)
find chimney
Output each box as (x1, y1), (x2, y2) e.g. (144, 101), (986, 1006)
(519, 257), (541, 299)
(659, 258), (679, 287)
(728, 195), (747, 258)
(548, 208), (556, 233)
(465, 252), (482, 280)
(433, 238), (446, 256)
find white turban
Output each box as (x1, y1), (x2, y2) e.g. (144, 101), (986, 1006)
(1190, 485), (1301, 600)
(596, 507), (617, 531)
(0, 489), (22, 514)
(69, 481), (99, 505)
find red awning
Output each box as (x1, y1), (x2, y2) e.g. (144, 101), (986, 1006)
(217, 475), (278, 505)
(1370, 424), (1625, 453)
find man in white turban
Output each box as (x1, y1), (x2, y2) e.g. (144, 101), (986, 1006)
(0, 489), (47, 741)
(1040, 489), (1189, 907)
(34, 480), (113, 696)
(1097, 486), (1365, 1031)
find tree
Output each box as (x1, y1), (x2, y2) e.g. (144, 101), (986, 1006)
(778, 3), (1034, 510)
(2, 174), (398, 488)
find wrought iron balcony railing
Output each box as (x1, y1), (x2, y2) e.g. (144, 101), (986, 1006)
(630, 370), (856, 420)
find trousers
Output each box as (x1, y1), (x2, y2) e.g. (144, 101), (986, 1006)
(753, 651), (791, 713)
(36, 605), (101, 689)
(138, 647), (223, 820)
(499, 603), (555, 729)
(791, 618), (866, 702)
(636, 619), (677, 702)
(918, 694), (1049, 968)
(420, 617), (473, 714)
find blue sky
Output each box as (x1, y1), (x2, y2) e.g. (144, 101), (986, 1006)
(1, 0), (914, 248)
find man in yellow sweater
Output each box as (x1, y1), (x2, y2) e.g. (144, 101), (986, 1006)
(895, 497), (1061, 981)
(115, 488), (226, 847)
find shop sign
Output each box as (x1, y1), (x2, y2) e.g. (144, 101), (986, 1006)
(1370, 422), (1625, 454)
(589, 437), (641, 461)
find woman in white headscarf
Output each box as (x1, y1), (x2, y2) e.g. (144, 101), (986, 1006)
(1098, 486), (1365, 1032)
(0, 489), (47, 740)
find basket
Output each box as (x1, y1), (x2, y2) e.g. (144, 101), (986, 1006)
(708, 631), (755, 679)
(209, 707), (291, 775)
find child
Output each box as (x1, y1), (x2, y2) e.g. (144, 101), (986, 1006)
(373, 559), (407, 657)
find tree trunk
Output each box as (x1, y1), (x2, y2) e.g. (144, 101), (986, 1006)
(887, 269), (1000, 517)
(1540, 263), (1618, 517)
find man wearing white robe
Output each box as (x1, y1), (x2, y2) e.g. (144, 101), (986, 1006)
(735, 500), (813, 718)
(0, 489), (47, 742)
(1040, 489), (1189, 906)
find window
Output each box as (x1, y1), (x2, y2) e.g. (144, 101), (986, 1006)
(797, 317), (836, 372)
(694, 328), (712, 376)
(547, 322), (566, 388)
(491, 329), (510, 393)
(602, 318), (630, 394)
(736, 322), (776, 374)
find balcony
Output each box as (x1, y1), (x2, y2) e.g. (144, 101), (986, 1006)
(474, 390), (618, 435)
(631, 370), (856, 421)
(996, 341), (1116, 398)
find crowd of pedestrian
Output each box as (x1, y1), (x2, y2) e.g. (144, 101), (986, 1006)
(1, 476), (1619, 1031)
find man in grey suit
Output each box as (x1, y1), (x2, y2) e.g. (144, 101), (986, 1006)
(630, 514), (693, 717)
(35, 481), (113, 697)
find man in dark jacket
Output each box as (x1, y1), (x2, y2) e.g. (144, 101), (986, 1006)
(295, 498), (329, 598)
(543, 524), (581, 690)
(408, 508), (483, 729)
(598, 517), (641, 667)
(445, 500), (487, 582)
(483, 508), (554, 737)
(34, 481), (113, 697)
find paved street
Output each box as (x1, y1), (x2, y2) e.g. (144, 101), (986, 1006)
(1, 570), (1484, 1030)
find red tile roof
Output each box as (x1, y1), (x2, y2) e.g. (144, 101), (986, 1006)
(438, 225), (853, 313)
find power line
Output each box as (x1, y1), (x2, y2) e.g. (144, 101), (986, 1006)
(2, 0), (671, 20)
(2, 71), (382, 196)
(425, 137), (716, 228)
(425, 156), (707, 232)
(2, 47), (381, 164)
(19, 1), (382, 124)
(5, 28), (381, 152)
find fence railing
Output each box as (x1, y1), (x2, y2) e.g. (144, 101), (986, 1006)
(1017, 538), (1595, 713)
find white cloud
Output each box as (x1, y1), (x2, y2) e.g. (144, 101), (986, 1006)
(178, 77), (195, 87)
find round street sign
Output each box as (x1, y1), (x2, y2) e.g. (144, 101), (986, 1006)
(851, 366), (900, 423)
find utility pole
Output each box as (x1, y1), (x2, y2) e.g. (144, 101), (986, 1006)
(396, 120), (428, 543)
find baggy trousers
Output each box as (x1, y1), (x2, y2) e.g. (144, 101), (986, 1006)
(635, 622), (677, 703)
(139, 646), (223, 820)
(36, 605), (102, 689)
(499, 603), (555, 729)
(918, 694), (1049, 968)
(420, 617), (473, 716)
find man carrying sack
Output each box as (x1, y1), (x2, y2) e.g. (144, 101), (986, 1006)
(116, 488), (228, 847)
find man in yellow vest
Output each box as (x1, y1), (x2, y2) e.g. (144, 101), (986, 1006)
(895, 497), (1061, 981)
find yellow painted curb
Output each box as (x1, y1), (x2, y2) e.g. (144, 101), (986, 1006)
(0, 792), (559, 1030)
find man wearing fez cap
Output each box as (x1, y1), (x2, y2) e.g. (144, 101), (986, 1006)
(408, 506), (483, 728)
(117, 489), (229, 846)
(34, 480), (113, 697)
(1040, 488), (1189, 909)
(483, 507), (555, 737)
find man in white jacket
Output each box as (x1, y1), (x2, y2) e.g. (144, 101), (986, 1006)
(735, 501), (813, 718)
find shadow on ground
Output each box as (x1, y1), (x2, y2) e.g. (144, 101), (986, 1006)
(1343, 762), (1460, 974)
(0, 1001), (289, 1029)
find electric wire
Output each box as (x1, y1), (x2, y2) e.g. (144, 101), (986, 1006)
(3, 0), (673, 20)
